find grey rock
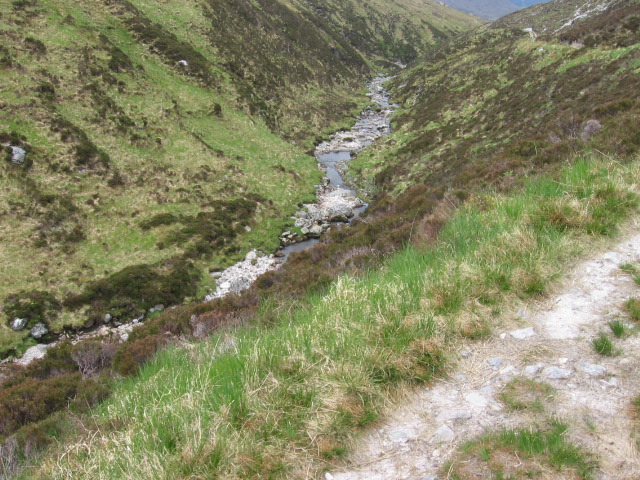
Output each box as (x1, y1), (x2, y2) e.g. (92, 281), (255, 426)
(245, 250), (258, 262)
(8, 145), (26, 164)
(544, 366), (572, 379)
(516, 308), (531, 320)
(431, 425), (455, 443)
(436, 409), (472, 422)
(308, 225), (324, 237)
(579, 362), (606, 376)
(389, 429), (411, 443)
(211, 271), (223, 279)
(15, 344), (49, 366)
(464, 391), (488, 408)
(149, 304), (165, 313)
(420, 476), (437, 480)
(488, 357), (503, 368)
(510, 327), (535, 339)
(10, 317), (28, 331)
(30, 323), (48, 339)
(104, 313), (112, 323)
(524, 363), (545, 376)
(229, 276), (251, 294)
(300, 226), (310, 235)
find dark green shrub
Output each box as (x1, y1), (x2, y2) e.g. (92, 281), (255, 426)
(24, 37), (46, 55)
(50, 115), (110, 169)
(139, 212), (179, 230)
(62, 258), (200, 320)
(0, 373), (81, 436)
(3, 291), (60, 330)
(23, 342), (77, 381)
(35, 82), (56, 101)
(107, 46), (134, 73)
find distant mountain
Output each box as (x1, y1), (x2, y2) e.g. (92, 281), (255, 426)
(438, 0), (550, 20)
(437, 0), (517, 20)
(510, 0), (550, 6)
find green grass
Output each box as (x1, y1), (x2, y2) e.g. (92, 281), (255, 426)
(22, 153), (639, 479)
(500, 378), (555, 412)
(625, 298), (640, 321)
(592, 333), (615, 356)
(609, 318), (627, 338)
(447, 420), (597, 480)
(620, 263), (640, 286)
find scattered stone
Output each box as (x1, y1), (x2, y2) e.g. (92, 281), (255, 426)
(543, 366), (572, 379)
(488, 357), (503, 368)
(499, 333), (506, 340)
(10, 317), (27, 331)
(524, 363), (545, 376)
(309, 225), (324, 237)
(601, 377), (618, 388)
(499, 365), (517, 378)
(149, 304), (165, 313)
(325, 474), (335, 480)
(211, 271), (223, 279)
(8, 145), (26, 164)
(431, 425), (455, 443)
(14, 344), (49, 366)
(104, 313), (112, 323)
(97, 326), (110, 336)
(516, 308), (531, 320)
(421, 476), (437, 480)
(579, 362), (606, 376)
(205, 251), (282, 301)
(436, 409), (472, 423)
(389, 429), (412, 443)
(464, 392), (488, 408)
(557, 357), (569, 365)
(30, 323), (48, 339)
(510, 327), (535, 339)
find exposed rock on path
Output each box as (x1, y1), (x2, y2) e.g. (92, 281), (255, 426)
(330, 224), (640, 480)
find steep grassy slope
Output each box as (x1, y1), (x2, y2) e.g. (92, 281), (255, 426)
(19, 154), (640, 480)
(0, 0), (479, 356)
(351, 0), (639, 196)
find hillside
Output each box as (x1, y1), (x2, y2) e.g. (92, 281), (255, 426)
(0, 0), (480, 358)
(1, 0), (639, 478)
(350, 0), (639, 197)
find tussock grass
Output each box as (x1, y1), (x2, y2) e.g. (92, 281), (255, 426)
(500, 378), (556, 412)
(26, 154), (639, 479)
(446, 420), (597, 479)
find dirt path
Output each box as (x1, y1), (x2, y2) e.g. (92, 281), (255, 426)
(329, 222), (640, 480)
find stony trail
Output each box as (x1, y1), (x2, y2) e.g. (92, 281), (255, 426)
(330, 221), (640, 480)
